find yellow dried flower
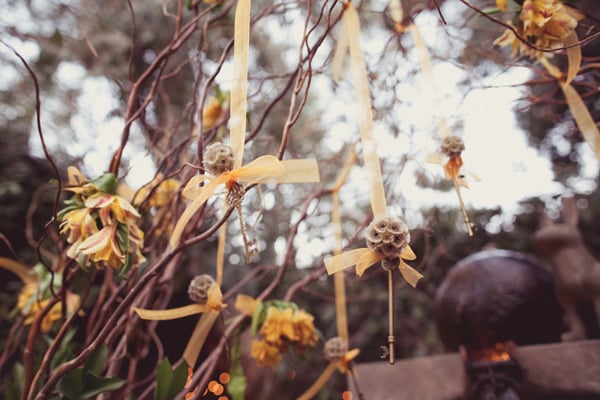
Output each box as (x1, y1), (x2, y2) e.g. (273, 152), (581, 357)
(17, 282), (80, 333)
(59, 167), (145, 271)
(494, 0), (583, 59)
(260, 307), (298, 345)
(132, 176), (180, 211)
(251, 339), (282, 368)
(78, 225), (126, 269)
(202, 97), (224, 130)
(292, 309), (319, 348)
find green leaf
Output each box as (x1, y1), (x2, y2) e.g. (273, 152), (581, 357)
(154, 358), (188, 400)
(227, 338), (247, 400)
(91, 173), (118, 195)
(269, 300), (297, 311)
(50, 328), (77, 370)
(56, 367), (85, 399)
(4, 362), (24, 399)
(80, 372), (125, 399)
(56, 344), (124, 399)
(251, 301), (264, 335)
(85, 343), (108, 375)
(117, 224), (132, 278)
(482, 7), (501, 14)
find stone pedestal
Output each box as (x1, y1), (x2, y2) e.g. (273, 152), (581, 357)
(348, 340), (600, 399)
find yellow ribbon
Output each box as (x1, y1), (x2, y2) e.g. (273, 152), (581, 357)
(230, 0), (251, 167)
(216, 215), (227, 286)
(234, 293), (260, 317)
(169, 155), (319, 247)
(297, 149), (357, 399)
(564, 31), (581, 87)
(539, 57), (600, 163)
(331, 148), (357, 346)
(325, 245), (422, 288)
(296, 349), (360, 400)
(0, 257), (36, 284)
(344, 3), (387, 218)
(134, 282), (226, 367)
(331, 7), (350, 83)
(409, 23), (453, 139)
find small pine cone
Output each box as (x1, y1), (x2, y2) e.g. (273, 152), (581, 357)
(440, 135), (465, 159)
(188, 274), (215, 304)
(203, 142), (235, 175)
(365, 216), (410, 261)
(323, 337), (347, 361)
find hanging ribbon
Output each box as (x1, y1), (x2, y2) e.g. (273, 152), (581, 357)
(230, 0), (251, 168)
(410, 25), (475, 235)
(170, 155), (319, 248)
(134, 282), (226, 367)
(0, 257), (36, 284)
(408, 23), (453, 139)
(325, 245), (422, 288)
(296, 349), (360, 400)
(296, 149), (359, 399)
(539, 57), (600, 163)
(342, 2), (387, 218)
(331, 149), (357, 344)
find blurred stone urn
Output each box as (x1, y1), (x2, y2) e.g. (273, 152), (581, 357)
(435, 249), (564, 400)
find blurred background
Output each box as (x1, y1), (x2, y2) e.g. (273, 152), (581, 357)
(1, 0), (599, 398)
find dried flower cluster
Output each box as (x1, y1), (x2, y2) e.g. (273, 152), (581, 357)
(365, 216), (411, 270)
(251, 304), (319, 368)
(494, 0), (583, 58)
(59, 168), (145, 271)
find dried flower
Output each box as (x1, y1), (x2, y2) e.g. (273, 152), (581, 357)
(260, 307), (298, 345)
(235, 297), (319, 368)
(292, 309), (319, 348)
(17, 282), (80, 333)
(203, 142), (235, 176)
(365, 216), (410, 262)
(132, 176), (180, 211)
(251, 339), (282, 368)
(323, 337), (347, 362)
(188, 274), (216, 304)
(59, 167), (145, 271)
(426, 136), (478, 236)
(0, 259), (80, 333)
(201, 96), (225, 130)
(494, 0), (583, 59)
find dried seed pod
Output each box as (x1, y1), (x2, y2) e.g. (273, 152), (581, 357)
(188, 274), (215, 304)
(365, 216), (410, 262)
(440, 135), (465, 159)
(203, 142), (235, 175)
(323, 337), (347, 361)
(381, 257), (400, 271)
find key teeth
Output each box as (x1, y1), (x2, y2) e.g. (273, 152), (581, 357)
(244, 238), (259, 263)
(379, 345), (390, 359)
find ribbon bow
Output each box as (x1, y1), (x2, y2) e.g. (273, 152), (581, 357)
(325, 245), (422, 288)
(170, 155), (319, 249)
(297, 346), (360, 400)
(134, 281), (226, 367)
